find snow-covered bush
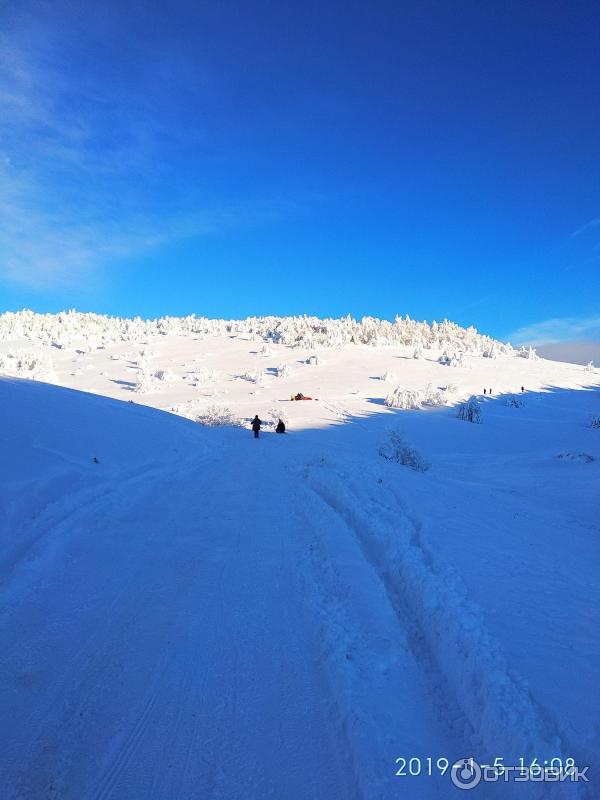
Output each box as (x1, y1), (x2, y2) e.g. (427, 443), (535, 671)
(183, 367), (218, 386)
(0, 348), (54, 381)
(385, 387), (421, 409)
(505, 394), (524, 408)
(267, 405), (289, 425)
(412, 343), (424, 359)
(306, 354), (319, 365)
(380, 370), (397, 383)
(275, 363), (290, 378)
(385, 384), (446, 410)
(195, 404), (240, 427)
(378, 430), (429, 472)
(457, 396), (482, 423)
(585, 361), (595, 372)
(239, 370), (263, 384)
(258, 343), (272, 356)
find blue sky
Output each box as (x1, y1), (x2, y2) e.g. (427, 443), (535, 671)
(0, 0), (599, 344)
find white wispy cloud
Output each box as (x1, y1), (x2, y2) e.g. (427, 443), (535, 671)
(508, 314), (600, 345)
(0, 29), (272, 288)
(571, 216), (600, 237)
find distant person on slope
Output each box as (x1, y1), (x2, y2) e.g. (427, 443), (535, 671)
(275, 419), (286, 434)
(251, 415), (262, 439)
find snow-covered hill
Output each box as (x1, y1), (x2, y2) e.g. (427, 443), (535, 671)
(0, 311), (598, 799)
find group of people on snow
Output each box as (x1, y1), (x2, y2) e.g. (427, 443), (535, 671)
(251, 415), (285, 439)
(483, 386), (525, 396)
(252, 390), (315, 437)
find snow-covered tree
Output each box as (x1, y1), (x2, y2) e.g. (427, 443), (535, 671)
(457, 396), (482, 423)
(519, 345), (538, 360)
(413, 342), (424, 359)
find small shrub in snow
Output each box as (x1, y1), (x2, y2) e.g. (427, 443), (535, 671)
(153, 368), (177, 382)
(585, 361), (595, 372)
(268, 405), (289, 425)
(505, 394), (524, 408)
(306, 354), (319, 365)
(412, 343), (424, 359)
(195, 404), (240, 427)
(457, 396), (482, 423)
(258, 343), (272, 356)
(239, 370), (263, 384)
(379, 430), (429, 472)
(183, 367), (218, 386)
(590, 416), (600, 429)
(275, 363), (290, 378)
(556, 451), (595, 463)
(380, 370), (397, 383)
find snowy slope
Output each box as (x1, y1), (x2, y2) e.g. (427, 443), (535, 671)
(0, 312), (599, 799)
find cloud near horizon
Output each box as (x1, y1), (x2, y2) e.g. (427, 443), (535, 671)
(508, 314), (600, 346)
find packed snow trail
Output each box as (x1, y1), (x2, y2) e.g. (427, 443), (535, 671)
(0, 378), (594, 799)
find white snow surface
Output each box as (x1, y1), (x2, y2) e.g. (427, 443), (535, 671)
(0, 311), (599, 799)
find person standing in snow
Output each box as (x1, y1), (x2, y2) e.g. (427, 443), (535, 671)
(275, 419), (286, 434)
(251, 415), (262, 438)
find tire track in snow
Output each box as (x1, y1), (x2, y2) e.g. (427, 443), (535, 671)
(305, 461), (584, 800)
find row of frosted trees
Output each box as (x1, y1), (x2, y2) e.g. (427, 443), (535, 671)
(0, 309), (522, 358)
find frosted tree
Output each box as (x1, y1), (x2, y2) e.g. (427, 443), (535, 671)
(457, 396), (482, 423)
(519, 345), (539, 360)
